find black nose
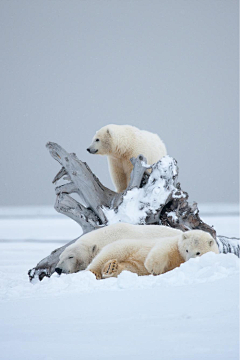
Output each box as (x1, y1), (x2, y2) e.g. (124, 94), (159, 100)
(55, 267), (62, 275)
(86, 148), (90, 153)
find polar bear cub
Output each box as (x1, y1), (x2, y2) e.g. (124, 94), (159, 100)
(87, 124), (167, 192)
(87, 230), (219, 279)
(55, 223), (182, 274)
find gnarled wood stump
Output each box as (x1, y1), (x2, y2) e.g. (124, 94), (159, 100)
(28, 142), (239, 281)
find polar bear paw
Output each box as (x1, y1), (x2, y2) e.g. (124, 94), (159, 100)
(150, 270), (160, 276)
(145, 258), (164, 276)
(102, 259), (119, 278)
(89, 270), (102, 280)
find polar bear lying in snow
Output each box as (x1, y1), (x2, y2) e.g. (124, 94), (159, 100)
(87, 230), (219, 279)
(55, 223), (181, 275)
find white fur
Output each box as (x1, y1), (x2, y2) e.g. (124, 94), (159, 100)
(87, 124), (167, 192)
(87, 230), (219, 279)
(178, 230), (219, 261)
(56, 223), (181, 274)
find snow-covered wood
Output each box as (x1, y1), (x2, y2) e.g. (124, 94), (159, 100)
(28, 238), (77, 281)
(28, 142), (239, 281)
(216, 236), (240, 257)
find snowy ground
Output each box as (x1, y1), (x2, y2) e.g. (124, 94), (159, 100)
(0, 205), (239, 360)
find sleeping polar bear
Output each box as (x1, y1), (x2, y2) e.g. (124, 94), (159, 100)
(87, 230), (219, 279)
(55, 223), (182, 275)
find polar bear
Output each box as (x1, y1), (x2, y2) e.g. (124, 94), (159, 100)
(86, 124), (167, 192)
(55, 223), (181, 275)
(87, 230), (219, 279)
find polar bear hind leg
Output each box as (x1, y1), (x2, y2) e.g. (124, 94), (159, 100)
(89, 259), (125, 279)
(101, 259), (141, 278)
(101, 259), (120, 278)
(89, 270), (102, 280)
(87, 240), (150, 279)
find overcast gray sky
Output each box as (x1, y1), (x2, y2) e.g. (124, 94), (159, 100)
(0, 0), (238, 207)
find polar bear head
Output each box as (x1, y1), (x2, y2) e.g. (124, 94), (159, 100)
(86, 124), (132, 156)
(55, 242), (98, 274)
(87, 125), (113, 155)
(178, 230), (219, 261)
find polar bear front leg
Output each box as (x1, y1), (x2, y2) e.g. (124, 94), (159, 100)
(108, 157), (128, 192)
(144, 244), (170, 275)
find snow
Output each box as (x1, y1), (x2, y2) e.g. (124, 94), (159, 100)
(0, 217), (81, 241)
(0, 205), (239, 360)
(104, 156), (186, 225)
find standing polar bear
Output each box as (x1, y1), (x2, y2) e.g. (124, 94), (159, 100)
(55, 223), (181, 275)
(87, 230), (219, 279)
(87, 124), (167, 192)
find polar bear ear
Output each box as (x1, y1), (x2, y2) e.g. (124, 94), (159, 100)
(92, 244), (98, 255)
(209, 240), (213, 247)
(182, 233), (188, 240)
(106, 128), (112, 137)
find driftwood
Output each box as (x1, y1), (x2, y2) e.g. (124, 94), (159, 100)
(28, 142), (239, 281)
(216, 236), (240, 257)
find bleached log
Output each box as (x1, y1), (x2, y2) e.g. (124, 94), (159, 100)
(46, 142), (117, 223)
(216, 236), (240, 257)
(28, 239), (77, 281)
(28, 142), (239, 282)
(54, 193), (99, 233)
(160, 199), (216, 239)
(28, 144), (149, 281)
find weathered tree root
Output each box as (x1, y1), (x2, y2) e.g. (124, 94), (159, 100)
(28, 142), (239, 281)
(28, 236), (80, 282)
